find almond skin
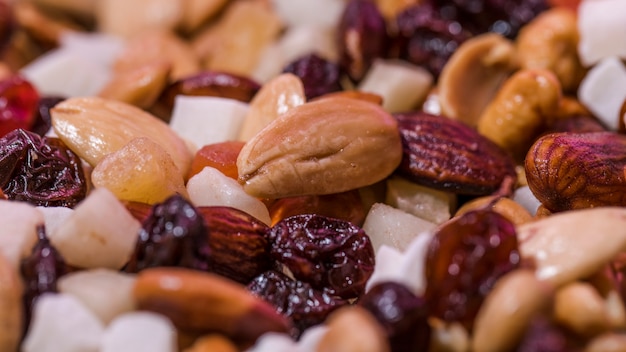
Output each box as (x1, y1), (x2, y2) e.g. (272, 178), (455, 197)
(236, 97), (402, 199)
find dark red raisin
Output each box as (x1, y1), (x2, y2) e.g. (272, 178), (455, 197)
(337, 0), (389, 81)
(268, 214), (375, 299)
(282, 54), (343, 100)
(515, 314), (584, 352)
(20, 225), (68, 332)
(424, 209), (520, 331)
(125, 194), (211, 272)
(0, 129), (87, 207)
(248, 270), (347, 337)
(359, 282), (431, 352)
(31, 96), (66, 136)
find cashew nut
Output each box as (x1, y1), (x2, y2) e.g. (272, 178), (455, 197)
(554, 282), (611, 338)
(438, 33), (518, 127)
(0, 252), (23, 352)
(516, 7), (586, 93)
(477, 68), (562, 161)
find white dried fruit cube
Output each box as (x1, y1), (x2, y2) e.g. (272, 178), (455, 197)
(49, 188), (141, 269)
(578, 56), (626, 131)
(36, 206), (74, 239)
(385, 176), (454, 225)
(578, 0), (626, 66)
(0, 200), (43, 268)
(101, 312), (177, 352)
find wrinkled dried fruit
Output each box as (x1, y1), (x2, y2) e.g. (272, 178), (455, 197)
(425, 209), (520, 331)
(338, 0), (389, 81)
(525, 132), (626, 212)
(359, 282), (431, 352)
(190, 141), (245, 180)
(515, 314), (583, 352)
(31, 96), (65, 136)
(248, 270), (347, 337)
(125, 195), (211, 273)
(197, 206), (272, 284)
(282, 54), (343, 100)
(268, 214), (375, 299)
(0, 129), (87, 207)
(0, 75), (40, 138)
(395, 111), (517, 195)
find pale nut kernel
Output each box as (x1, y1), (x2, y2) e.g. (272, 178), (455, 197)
(237, 96), (403, 199)
(14, 2), (79, 46)
(98, 61), (170, 109)
(237, 73), (306, 142)
(317, 306), (390, 352)
(428, 319), (470, 352)
(554, 282), (611, 338)
(311, 90), (384, 106)
(51, 97), (192, 178)
(478, 68), (562, 161)
(439, 33), (518, 128)
(516, 7), (586, 93)
(183, 334), (238, 352)
(0, 252), (23, 352)
(455, 196), (533, 226)
(517, 207), (626, 287)
(472, 270), (553, 352)
(97, 0), (184, 39)
(585, 332), (626, 352)
(114, 29), (200, 81)
(179, 0), (230, 33)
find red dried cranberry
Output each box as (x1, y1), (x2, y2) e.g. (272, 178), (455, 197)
(337, 0), (389, 81)
(268, 214), (375, 299)
(515, 314), (584, 352)
(0, 75), (40, 137)
(20, 226), (68, 332)
(394, 3), (471, 77)
(248, 270), (347, 337)
(282, 54), (343, 100)
(359, 282), (431, 352)
(31, 96), (66, 136)
(125, 195), (211, 272)
(0, 129), (87, 207)
(424, 209), (520, 331)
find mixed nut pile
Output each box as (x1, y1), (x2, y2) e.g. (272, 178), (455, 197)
(1, 0), (626, 351)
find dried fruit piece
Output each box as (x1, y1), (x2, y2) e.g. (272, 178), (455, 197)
(51, 97), (192, 177)
(133, 268), (291, 343)
(91, 137), (189, 205)
(268, 214), (375, 298)
(237, 97), (402, 199)
(98, 61), (170, 109)
(248, 270), (347, 337)
(31, 96), (65, 136)
(282, 54), (343, 100)
(190, 141), (245, 180)
(0, 75), (40, 137)
(424, 209), (520, 331)
(525, 132), (626, 212)
(0, 129), (87, 207)
(197, 206), (272, 284)
(395, 111), (517, 195)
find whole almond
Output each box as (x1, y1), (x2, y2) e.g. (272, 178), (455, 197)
(395, 111), (517, 195)
(133, 268), (291, 344)
(237, 97), (402, 199)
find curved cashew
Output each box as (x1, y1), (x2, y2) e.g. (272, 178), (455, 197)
(438, 33), (518, 127)
(0, 252), (23, 351)
(516, 7), (586, 93)
(554, 282), (611, 337)
(477, 68), (562, 161)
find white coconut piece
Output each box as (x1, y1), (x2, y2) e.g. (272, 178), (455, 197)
(578, 56), (626, 131)
(269, 0), (346, 28)
(578, 0), (626, 66)
(100, 312), (176, 352)
(513, 186), (542, 216)
(36, 206), (74, 240)
(0, 200), (43, 268)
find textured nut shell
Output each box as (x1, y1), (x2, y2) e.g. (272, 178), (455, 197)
(237, 97), (402, 199)
(525, 132), (626, 212)
(439, 33), (518, 127)
(517, 207), (626, 287)
(0, 252), (23, 351)
(51, 97), (192, 177)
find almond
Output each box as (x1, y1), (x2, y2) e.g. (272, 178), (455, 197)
(237, 97), (402, 199)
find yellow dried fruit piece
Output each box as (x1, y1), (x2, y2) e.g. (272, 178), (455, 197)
(91, 137), (189, 204)
(98, 61), (170, 109)
(51, 97), (192, 178)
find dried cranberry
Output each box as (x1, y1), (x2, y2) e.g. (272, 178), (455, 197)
(20, 225), (68, 331)
(31, 96), (66, 136)
(125, 194), (211, 272)
(282, 54), (343, 100)
(248, 270), (347, 337)
(0, 129), (87, 207)
(394, 3), (471, 77)
(359, 282), (431, 352)
(424, 209), (520, 331)
(337, 0), (389, 81)
(268, 214), (375, 299)
(515, 315), (583, 352)
(0, 75), (40, 137)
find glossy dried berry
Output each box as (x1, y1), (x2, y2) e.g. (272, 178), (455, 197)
(0, 75), (40, 137)
(125, 194), (211, 272)
(282, 54), (343, 100)
(515, 314), (583, 352)
(31, 96), (66, 136)
(424, 209), (520, 331)
(248, 270), (347, 337)
(395, 3), (471, 77)
(268, 214), (375, 299)
(337, 0), (389, 81)
(359, 282), (431, 352)
(20, 226), (68, 328)
(197, 206), (272, 284)
(0, 129), (87, 207)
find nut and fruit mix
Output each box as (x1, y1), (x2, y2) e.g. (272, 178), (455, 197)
(1, 0), (626, 351)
